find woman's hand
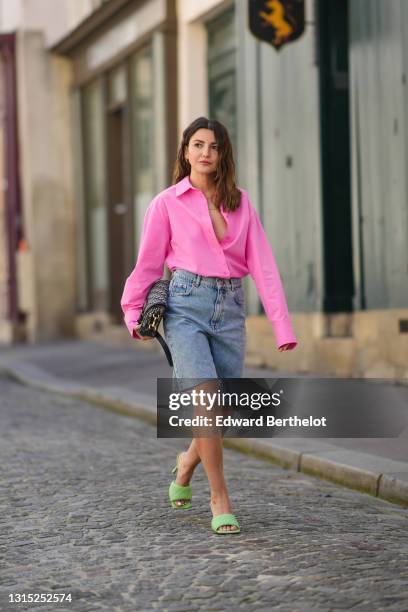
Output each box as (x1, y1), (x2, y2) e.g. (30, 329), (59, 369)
(134, 325), (154, 341)
(278, 343), (296, 352)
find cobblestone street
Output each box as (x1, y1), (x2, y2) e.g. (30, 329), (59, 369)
(1, 376), (407, 611)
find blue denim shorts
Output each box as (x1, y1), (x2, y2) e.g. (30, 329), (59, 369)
(163, 269), (246, 381)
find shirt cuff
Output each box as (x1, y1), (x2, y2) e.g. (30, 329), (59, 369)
(271, 318), (298, 350)
(124, 310), (142, 340)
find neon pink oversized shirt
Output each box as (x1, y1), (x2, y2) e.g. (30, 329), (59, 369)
(121, 175), (298, 349)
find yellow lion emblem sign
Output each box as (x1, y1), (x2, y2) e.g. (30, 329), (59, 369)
(248, 0), (305, 51)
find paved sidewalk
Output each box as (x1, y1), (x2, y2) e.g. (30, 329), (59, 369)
(0, 339), (407, 506)
(1, 376), (408, 611)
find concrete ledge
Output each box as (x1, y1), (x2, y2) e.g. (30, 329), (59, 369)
(227, 438), (337, 472)
(225, 437), (300, 470)
(300, 450), (408, 499)
(252, 439), (301, 471)
(301, 451), (379, 496)
(378, 472), (408, 506)
(77, 387), (156, 425)
(1, 358), (407, 507)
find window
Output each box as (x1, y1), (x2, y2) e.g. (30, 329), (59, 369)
(131, 45), (155, 255)
(82, 79), (108, 310)
(207, 8), (237, 153)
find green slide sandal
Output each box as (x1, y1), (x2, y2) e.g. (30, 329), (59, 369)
(169, 453), (192, 509)
(211, 513), (241, 534)
(169, 481), (192, 509)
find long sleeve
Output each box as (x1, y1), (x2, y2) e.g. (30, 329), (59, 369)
(245, 204), (298, 350)
(120, 196), (170, 339)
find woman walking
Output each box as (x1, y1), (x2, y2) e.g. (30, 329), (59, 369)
(121, 117), (297, 534)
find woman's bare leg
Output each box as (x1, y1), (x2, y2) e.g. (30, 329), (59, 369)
(175, 414), (231, 488)
(174, 439), (200, 487)
(194, 435), (237, 532)
(173, 439), (201, 506)
(174, 387), (232, 505)
(173, 381), (237, 531)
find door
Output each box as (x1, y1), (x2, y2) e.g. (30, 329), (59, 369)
(317, 0), (354, 312)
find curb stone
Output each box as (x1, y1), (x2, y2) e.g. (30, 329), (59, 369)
(0, 359), (407, 508)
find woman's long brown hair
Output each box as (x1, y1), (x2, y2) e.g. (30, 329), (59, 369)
(172, 116), (242, 212)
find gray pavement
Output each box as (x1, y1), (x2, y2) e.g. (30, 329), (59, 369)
(0, 339), (407, 506)
(1, 376), (408, 611)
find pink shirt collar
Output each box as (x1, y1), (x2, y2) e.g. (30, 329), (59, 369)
(175, 175), (196, 197)
(174, 175), (229, 216)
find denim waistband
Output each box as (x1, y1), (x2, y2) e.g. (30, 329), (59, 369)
(171, 268), (242, 289)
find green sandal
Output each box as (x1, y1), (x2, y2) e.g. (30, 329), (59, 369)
(169, 481), (192, 509)
(169, 453), (192, 509)
(211, 513), (241, 534)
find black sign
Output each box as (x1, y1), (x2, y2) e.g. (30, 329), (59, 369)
(157, 377), (408, 438)
(248, 0), (305, 51)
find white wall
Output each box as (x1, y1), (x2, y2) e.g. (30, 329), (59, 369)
(17, 30), (77, 341)
(0, 0), (23, 32)
(23, 0), (71, 46)
(0, 0), (102, 47)
(176, 0), (232, 137)
(349, 0), (408, 309)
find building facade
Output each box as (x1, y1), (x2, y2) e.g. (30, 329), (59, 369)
(174, 0), (408, 378)
(0, 0), (177, 343)
(0, 0), (407, 378)
(54, 0), (178, 332)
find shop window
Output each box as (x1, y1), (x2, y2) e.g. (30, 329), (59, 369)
(82, 79), (108, 310)
(109, 64), (127, 107)
(206, 7), (237, 153)
(130, 44), (155, 255)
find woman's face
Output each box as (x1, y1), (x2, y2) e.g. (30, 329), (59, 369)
(184, 128), (219, 175)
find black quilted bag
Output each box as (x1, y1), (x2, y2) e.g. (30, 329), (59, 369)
(137, 279), (173, 367)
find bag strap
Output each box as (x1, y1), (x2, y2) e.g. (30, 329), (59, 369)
(155, 331), (173, 367)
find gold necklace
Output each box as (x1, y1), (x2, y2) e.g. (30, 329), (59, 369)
(205, 194), (218, 211)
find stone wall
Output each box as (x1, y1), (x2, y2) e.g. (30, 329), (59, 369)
(246, 310), (408, 380)
(16, 31), (76, 342)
